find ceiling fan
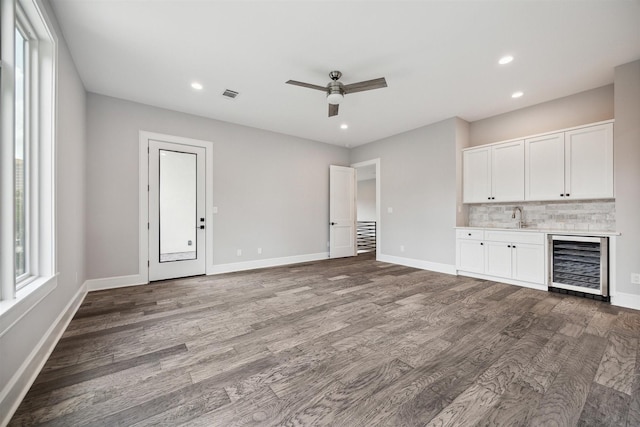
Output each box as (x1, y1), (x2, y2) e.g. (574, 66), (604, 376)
(286, 70), (387, 117)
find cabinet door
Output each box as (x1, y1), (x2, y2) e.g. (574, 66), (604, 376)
(485, 241), (512, 278)
(463, 147), (491, 203)
(565, 123), (614, 200)
(457, 240), (485, 273)
(512, 243), (545, 284)
(492, 140), (524, 202)
(525, 133), (565, 201)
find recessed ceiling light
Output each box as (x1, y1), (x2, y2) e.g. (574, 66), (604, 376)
(499, 55), (514, 65)
(340, 123), (348, 130)
(191, 82), (203, 90)
(512, 91), (524, 98)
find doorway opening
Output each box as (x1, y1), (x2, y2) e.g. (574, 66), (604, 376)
(352, 159), (380, 258)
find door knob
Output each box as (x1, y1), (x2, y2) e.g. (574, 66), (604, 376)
(330, 222), (337, 226)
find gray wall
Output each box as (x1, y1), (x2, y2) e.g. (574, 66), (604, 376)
(350, 118), (458, 267)
(455, 117), (470, 226)
(614, 60), (640, 296)
(0, 0), (87, 411)
(357, 179), (376, 221)
(86, 94), (349, 279)
(469, 85), (614, 146)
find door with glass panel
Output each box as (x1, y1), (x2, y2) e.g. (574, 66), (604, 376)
(149, 140), (206, 281)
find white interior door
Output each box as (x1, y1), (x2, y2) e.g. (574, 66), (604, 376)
(329, 165), (356, 258)
(149, 140), (206, 281)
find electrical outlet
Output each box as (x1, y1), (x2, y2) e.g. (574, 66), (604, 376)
(257, 248), (262, 255)
(400, 245), (405, 253)
(236, 249), (242, 257)
(213, 206), (218, 214)
(387, 207), (393, 214)
(632, 273), (640, 285)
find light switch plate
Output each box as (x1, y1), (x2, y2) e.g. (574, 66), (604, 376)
(632, 273), (640, 285)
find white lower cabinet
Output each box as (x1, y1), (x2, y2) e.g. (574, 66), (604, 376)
(485, 242), (512, 277)
(512, 243), (545, 283)
(457, 229), (545, 288)
(456, 229), (485, 274)
(485, 241), (545, 284)
(458, 239), (485, 274)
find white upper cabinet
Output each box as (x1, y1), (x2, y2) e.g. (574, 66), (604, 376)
(564, 123), (614, 199)
(463, 147), (491, 203)
(525, 123), (614, 201)
(525, 132), (566, 201)
(463, 121), (614, 204)
(492, 141), (525, 202)
(463, 141), (524, 203)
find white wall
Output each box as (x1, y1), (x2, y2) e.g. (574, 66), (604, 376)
(0, 1), (87, 421)
(86, 94), (350, 280)
(350, 118), (459, 271)
(613, 60), (640, 299)
(357, 179), (376, 221)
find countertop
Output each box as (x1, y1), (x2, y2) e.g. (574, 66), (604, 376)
(455, 226), (620, 237)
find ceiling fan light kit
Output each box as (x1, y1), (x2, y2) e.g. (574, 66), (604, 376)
(286, 70), (387, 117)
(327, 82), (345, 105)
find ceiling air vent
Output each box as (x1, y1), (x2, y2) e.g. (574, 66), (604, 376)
(222, 89), (239, 99)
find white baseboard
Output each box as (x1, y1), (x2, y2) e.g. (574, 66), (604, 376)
(208, 252), (329, 275)
(377, 254), (457, 275)
(457, 270), (548, 292)
(85, 274), (146, 292)
(0, 282), (87, 427)
(83, 254), (330, 293)
(611, 292), (640, 311)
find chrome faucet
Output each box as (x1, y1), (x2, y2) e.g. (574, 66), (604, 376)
(512, 206), (523, 229)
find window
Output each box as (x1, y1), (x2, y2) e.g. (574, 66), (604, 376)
(1, 0), (56, 305)
(15, 26), (28, 282)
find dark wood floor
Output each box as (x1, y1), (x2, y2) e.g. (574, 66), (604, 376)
(10, 253), (640, 426)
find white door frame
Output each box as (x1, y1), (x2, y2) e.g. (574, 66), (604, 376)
(139, 131), (214, 283)
(351, 158), (381, 259)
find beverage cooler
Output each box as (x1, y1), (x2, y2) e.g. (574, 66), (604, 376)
(548, 235), (609, 299)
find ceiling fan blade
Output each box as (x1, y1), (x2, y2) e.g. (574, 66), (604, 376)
(329, 103), (339, 117)
(343, 77), (387, 94)
(286, 80), (327, 92)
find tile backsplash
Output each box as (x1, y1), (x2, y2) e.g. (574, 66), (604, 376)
(468, 200), (615, 231)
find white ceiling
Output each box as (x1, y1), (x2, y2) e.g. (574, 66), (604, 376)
(50, 1), (640, 147)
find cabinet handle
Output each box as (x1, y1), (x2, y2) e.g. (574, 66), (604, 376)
(507, 245), (511, 248)
(480, 242), (484, 246)
(488, 197), (491, 200)
(560, 194), (564, 197)
(565, 193), (570, 197)
(512, 245), (516, 248)
(468, 233), (472, 236)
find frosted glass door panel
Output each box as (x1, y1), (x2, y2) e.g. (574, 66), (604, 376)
(160, 150), (197, 262)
